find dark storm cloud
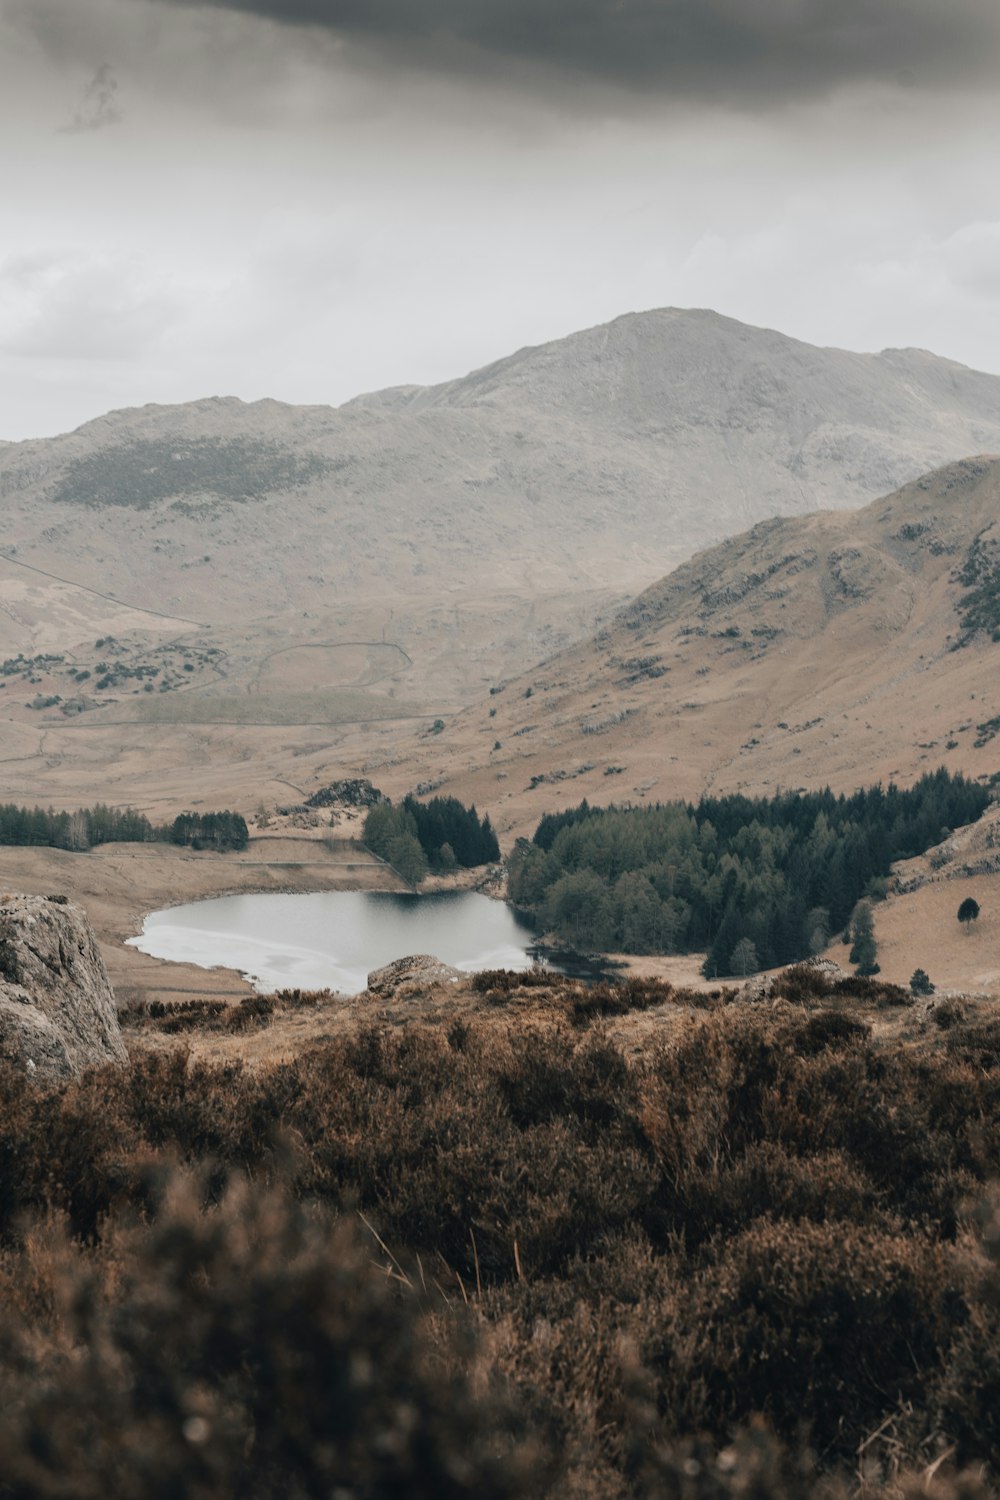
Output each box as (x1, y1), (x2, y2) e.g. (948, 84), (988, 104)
(153, 0), (1000, 100)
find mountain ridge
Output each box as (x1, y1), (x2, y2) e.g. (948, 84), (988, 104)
(394, 454), (1000, 839)
(0, 308), (999, 820)
(3, 305), (999, 627)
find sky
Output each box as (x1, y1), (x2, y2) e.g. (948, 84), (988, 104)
(3, 0), (1000, 441)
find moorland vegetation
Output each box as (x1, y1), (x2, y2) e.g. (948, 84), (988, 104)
(1, 965), (999, 1497)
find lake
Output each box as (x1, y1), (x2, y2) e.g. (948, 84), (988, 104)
(127, 889), (550, 996)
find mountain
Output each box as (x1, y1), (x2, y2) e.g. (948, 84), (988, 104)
(1, 309), (999, 817)
(4, 309), (1000, 632)
(398, 456), (1000, 840)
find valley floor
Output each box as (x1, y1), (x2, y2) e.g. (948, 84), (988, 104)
(1, 796), (997, 1040)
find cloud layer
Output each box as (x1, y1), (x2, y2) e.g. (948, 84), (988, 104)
(154, 0), (1000, 101)
(3, 0), (1000, 440)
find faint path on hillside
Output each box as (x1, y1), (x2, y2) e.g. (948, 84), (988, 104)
(0, 550), (206, 627)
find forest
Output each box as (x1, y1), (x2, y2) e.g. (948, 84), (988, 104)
(508, 768), (991, 973)
(363, 794), (499, 882)
(0, 801), (159, 850)
(168, 811), (250, 852)
(0, 802), (249, 853)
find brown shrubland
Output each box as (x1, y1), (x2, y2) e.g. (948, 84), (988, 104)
(1, 991), (999, 1497)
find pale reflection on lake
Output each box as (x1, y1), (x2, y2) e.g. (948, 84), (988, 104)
(127, 889), (545, 996)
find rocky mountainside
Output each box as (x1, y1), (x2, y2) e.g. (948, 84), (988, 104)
(0, 309), (999, 817)
(399, 456), (1000, 838)
(3, 309), (1000, 644)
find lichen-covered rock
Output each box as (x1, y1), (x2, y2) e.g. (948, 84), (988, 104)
(738, 972), (775, 1003)
(366, 954), (464, 1000)
(0, 893), (127, 1079)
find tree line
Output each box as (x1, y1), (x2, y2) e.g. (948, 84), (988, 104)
(509, 769), (991, 974)
(0, 803), (248, 853)
(363, 795), (499, 884)
(168, 811), (249, 852)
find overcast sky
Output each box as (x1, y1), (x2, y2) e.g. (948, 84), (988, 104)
(3, 0), (1000, 440)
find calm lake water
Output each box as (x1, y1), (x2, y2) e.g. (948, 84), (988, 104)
(127, 889), (549, 996)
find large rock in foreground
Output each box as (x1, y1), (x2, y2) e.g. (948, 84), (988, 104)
(0, 894), (127, 1079)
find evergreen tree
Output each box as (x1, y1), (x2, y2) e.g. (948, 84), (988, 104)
(848, 900), (875, 965)
(852, 932), (879, 975)
(958, 896), (981, 931)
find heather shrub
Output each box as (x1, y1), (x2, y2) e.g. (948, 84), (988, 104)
(827, 973), (912, 1007)
(0, 1169), (546, 1500)
(945, 1017), (1000, 1070)
(937, 1188), (1000, 1471)
(652, 1219), (962, 1458)
(0, 1002), (999, 1496)
(771, 964), (834, 1004)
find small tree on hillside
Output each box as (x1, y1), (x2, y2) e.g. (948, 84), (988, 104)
(848, 899), (878, 972)
(805, 906), (830, 956)
(853, 935), (879, 975)
(730, 937), (759, 978)
(910, 968), (935, 996)
(958, 896), (981, 932)
(437, 841), (457, 872)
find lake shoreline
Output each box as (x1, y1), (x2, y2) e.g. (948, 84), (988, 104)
(129, 887), (549, 998)
(0, 833), (408, 1010)
(0, 833), (721, 1007)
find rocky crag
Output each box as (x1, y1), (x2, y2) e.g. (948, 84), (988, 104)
(0, 894), (127, 1079)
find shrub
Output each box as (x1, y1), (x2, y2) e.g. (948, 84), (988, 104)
(0, 1002), (999, 1496)
(654, 1219), (960, 1457)
(0, 1170), (545, 1500)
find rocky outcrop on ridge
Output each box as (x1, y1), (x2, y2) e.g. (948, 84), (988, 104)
(893, 802), (1000, 895)
(0, 894), (127, 1079)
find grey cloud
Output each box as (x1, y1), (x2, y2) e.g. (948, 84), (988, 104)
(0, 252), (172, 361)
(60, 62), (122, 132)
(151, 0), (1000, 100)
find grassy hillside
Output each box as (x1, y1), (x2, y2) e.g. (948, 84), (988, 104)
(410, 456), (1000, 839)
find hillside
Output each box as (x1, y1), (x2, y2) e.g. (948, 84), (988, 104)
(1, 309), (1000, 817)
(395, 456), (1000, 838)
(5, 311), (1000, 633)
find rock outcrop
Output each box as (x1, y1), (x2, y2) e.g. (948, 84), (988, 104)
(366, 954), (465, 1000)
(0, 894), (127, 1079)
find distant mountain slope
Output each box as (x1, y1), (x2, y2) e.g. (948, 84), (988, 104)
(1, 310), (1000, 821)
(403, 456), (1000, 838)
(2, 309), (1000, 640)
